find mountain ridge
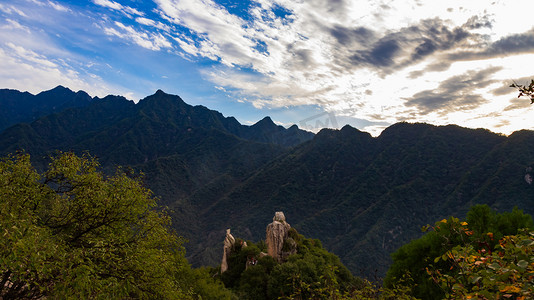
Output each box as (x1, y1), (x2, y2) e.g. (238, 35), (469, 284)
(0, 87), (533, 279)
(185, 121), (532, 276)
(0, 85), (93, 132)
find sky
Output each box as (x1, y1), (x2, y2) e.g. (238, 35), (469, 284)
(1, 0), (534, 135)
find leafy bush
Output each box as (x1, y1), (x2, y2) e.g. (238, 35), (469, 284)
(0, 152), (233, 299)
(428, 229), (533, 299)
(385, 205), (533, 299)
(220, 228), (418, 299)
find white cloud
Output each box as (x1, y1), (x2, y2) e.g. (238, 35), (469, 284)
(104, 21), (172, 51)
(135, 17), (171, 32)
(172, 35), (199, 57)
(6, 42), (58, 68)
(92, 0), (144, 18)
(136, 17), (155, 26)
(149, 0), (534, 135)
(0, 3), (28, 17)
(154, 0), (262, 66)
(47, 1), (69, 12)
(93, 0), (122, 10)
(0, 43), (116, 97)
(2, 19), (31, 33)
(2, 0), (534, 135)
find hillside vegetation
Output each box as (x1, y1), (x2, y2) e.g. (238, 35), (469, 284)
(0, 87), (533, 279)
(2, 152), (531, 299)
(0, 152), (233, 299)
(191, 123), (534, 276)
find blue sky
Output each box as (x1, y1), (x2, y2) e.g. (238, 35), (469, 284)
(1, 0), (534, 135)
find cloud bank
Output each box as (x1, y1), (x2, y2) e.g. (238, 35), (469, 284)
(1, 0), (534, 135)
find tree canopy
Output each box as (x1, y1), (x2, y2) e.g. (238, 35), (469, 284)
(218, 228), (417, 300)
(3, 151), (532, 299)
(385, 205), (534, 299)
(0, 152), (233, 299)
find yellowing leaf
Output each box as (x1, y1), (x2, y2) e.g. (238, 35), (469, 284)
(500, 285), (521, 293)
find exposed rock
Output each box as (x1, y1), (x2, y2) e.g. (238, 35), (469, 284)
(221, 229), (235, 273)
(221, 212), (297, 272)
(266, 211), (291, 263)
(273, 211), (286, 222)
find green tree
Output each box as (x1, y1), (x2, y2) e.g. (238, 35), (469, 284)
(219, 228), (416, 299)
(385, 205), (533, 299)
(0, 152), (193, 299)
(427, 228), (533, 299)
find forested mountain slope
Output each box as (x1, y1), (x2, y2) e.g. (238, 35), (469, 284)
(188, 123), (534, 277)
(1, 87), (533, 278)
(0, 86), (93, 132)
(0, 87), (312, 246)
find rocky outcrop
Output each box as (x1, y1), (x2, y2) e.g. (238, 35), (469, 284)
(266, 212), (291, 263)
(221, 212), (297, 272)
(220, 229), (235, 273)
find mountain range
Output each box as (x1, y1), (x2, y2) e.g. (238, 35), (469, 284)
(1, 86), (532, 278)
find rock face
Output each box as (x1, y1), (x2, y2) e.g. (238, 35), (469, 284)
(220, 229), (235, 273)
(266, 212), (291, 263)
(221, 212), (297, 272)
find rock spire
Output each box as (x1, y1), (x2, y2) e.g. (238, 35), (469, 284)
(220, 229), (235, 273)
(266, 212), (291, 263)
(221, 212), (297, 272)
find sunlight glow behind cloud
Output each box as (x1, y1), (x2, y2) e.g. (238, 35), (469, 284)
(1, 0), (534, 135)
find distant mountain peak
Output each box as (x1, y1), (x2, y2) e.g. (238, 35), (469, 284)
(52, 85), (69, 90)
(252, 116), (277, 129)
(0, 87), (314, 147)
(75, 90), (91, 98)
(99, 94), (129, 102)
(154, 89), (167, 96)
(315, 127), (337, 136)
(37, 85), (74, 96)
(137, 90), (188, 112)
(340, 124), (368, 135)
(0, 86), (93, 131)
(288, 124), (299, 130)
(145, 89), (185, 103)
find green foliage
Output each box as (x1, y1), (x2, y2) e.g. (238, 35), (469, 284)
(219, 232), (359, 299)
(4, 86), (534, 282)
(385, 205), (534, 299)
(178, 267), (238, 300)
(348, 275), (417, 300)
(199, 122), (524, 278)
(221, 239), (262, 289)
(219, 229), (417, 300)
(0, 152), (232, 299)
(467, 205), (534, 244)
(427, 229), (534, 299)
